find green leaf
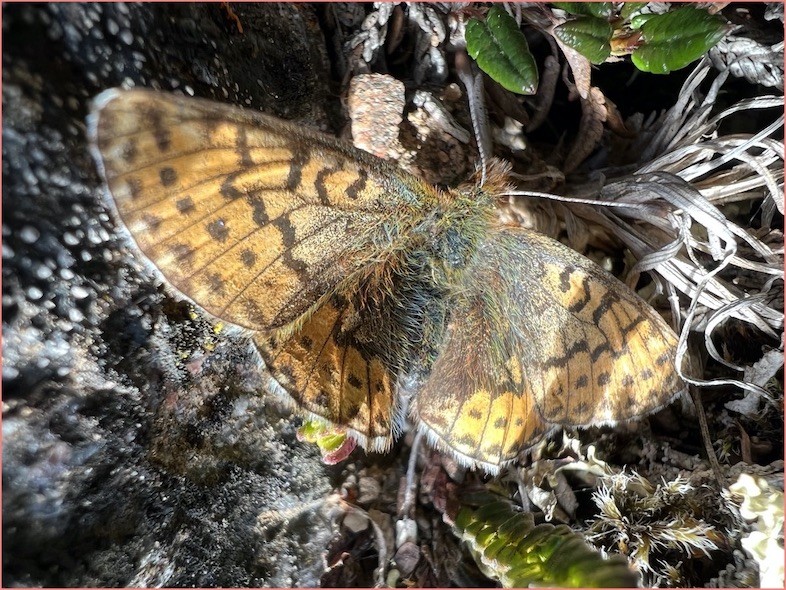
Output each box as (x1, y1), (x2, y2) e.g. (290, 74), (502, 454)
(631, 6), (728, 74)
(619, 2), (647, 20)
(553, 16), (613, 64)
(297, 420), (324, 443)
(465, 5), (538, 95)
(629, 12), (658, 30)
(454, 499), (639, 588)
(296, 420), (346, 452)
(552, 2), (613, 19)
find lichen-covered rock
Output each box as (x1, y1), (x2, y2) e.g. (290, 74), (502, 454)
(2, 3), (339, 586)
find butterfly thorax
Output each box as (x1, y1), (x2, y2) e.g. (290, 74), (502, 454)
(386, 167), (513, 374)
(421, 159), (515, 287)
(412, 185), (496, 287)
(337, 181), (496, 379)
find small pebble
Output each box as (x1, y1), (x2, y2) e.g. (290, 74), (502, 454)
(357, 476), (381, 504)
(347, 73), (405, 159)
(393, 541), (420, 577)
(71, 285), (89, 300)
(342, 511), (368, 533)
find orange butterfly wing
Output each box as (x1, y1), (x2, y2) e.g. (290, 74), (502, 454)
(413, 227), (685, 472)
(89, 88), (436, 448)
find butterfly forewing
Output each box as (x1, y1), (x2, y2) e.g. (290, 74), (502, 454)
(89, 88), (423, 332)
(508, 228), (685, 425)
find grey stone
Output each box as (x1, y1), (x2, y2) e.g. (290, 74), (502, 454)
(2, 3), (339, 586)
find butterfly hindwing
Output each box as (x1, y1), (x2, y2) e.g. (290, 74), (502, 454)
(251, 291), (404, 451)
(411, 290), (551, 472)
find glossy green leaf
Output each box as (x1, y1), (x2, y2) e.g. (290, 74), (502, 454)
(466, 5), (538, 95)
(553, 16), (613, 64)
(454, 499), (639, 588)
(632, 6), (728, 74)
(552, 2), (613, 19)
(619, 2), (647, 20)
(629, 12), (658, 29)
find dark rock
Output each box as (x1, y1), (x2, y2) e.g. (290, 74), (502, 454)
(3, 3), (338, 586)
(393, 540), (420, 578)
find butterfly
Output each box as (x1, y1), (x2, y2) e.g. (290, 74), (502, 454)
(88, 88), (685, 474)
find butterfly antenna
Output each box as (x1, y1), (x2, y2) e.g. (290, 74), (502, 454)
(456, 50), (491, 187)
